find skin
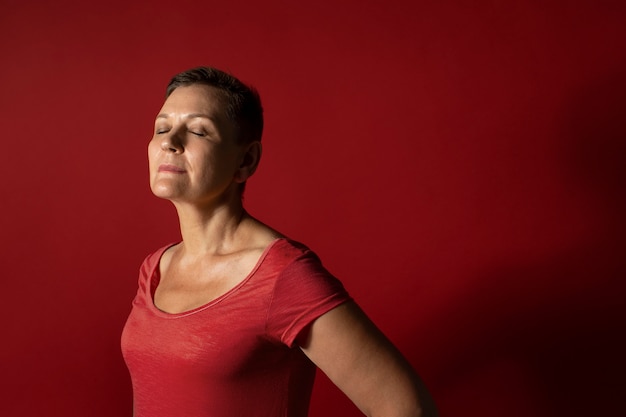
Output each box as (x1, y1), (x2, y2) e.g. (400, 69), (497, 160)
(147, 84), (437, 417)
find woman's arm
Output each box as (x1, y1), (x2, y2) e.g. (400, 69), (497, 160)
(299, 301), (438, 417)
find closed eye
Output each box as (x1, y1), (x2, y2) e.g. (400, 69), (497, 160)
(154, 124), (170, 134)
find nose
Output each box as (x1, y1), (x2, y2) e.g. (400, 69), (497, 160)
(160, 130), (184, 153)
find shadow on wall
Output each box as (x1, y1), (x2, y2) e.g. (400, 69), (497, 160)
(424, 72), (626, 417)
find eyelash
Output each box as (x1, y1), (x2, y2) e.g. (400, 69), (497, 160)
(154, 129), (206, 137)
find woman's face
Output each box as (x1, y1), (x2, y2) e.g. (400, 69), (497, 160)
(148, 84), (244, 206)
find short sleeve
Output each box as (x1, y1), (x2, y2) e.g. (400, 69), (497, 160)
(265, 249), (351, 347)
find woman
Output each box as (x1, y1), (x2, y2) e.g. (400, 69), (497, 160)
(121, 67), (436, 417)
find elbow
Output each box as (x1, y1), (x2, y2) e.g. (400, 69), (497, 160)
(415, 406), (437, 417)
(402, 404), (437, 417)
(369, 400), (438, 417)
(415, 395), (439, 417)
(391, 393), (438, 417)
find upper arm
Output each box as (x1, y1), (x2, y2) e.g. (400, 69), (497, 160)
(298, 301), (437, 417)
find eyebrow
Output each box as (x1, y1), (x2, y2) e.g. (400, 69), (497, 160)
(156, 113), (216, 121)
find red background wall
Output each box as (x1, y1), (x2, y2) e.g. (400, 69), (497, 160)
(1, 1), (625, 416)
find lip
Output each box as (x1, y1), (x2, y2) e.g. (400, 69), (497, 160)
(158, 164), (186, 173)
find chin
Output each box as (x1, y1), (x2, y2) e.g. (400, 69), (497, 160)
(150, 183), (181, 200)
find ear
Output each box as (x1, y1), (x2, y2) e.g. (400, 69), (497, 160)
(234, 141), (262, 183)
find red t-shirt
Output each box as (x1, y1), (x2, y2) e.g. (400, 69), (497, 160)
(121, 238), (351, 417)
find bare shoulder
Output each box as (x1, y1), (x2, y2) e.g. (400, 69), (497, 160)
(159, 242), (182, 274)
(242, 215), (286, 251)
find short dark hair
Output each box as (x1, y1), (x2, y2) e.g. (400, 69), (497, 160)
(166, 67), (263, 145)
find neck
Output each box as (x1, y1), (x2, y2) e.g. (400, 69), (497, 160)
(172, 197), (249, 257)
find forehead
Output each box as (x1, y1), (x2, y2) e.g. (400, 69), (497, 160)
(159, 84), (228, 118)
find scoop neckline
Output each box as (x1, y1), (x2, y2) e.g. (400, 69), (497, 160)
(148, 238), (286, 318)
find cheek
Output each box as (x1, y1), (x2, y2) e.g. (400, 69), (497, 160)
(147, 140), (160, 165)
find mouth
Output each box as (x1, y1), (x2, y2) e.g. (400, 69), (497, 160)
(158, 164), (186, 173)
